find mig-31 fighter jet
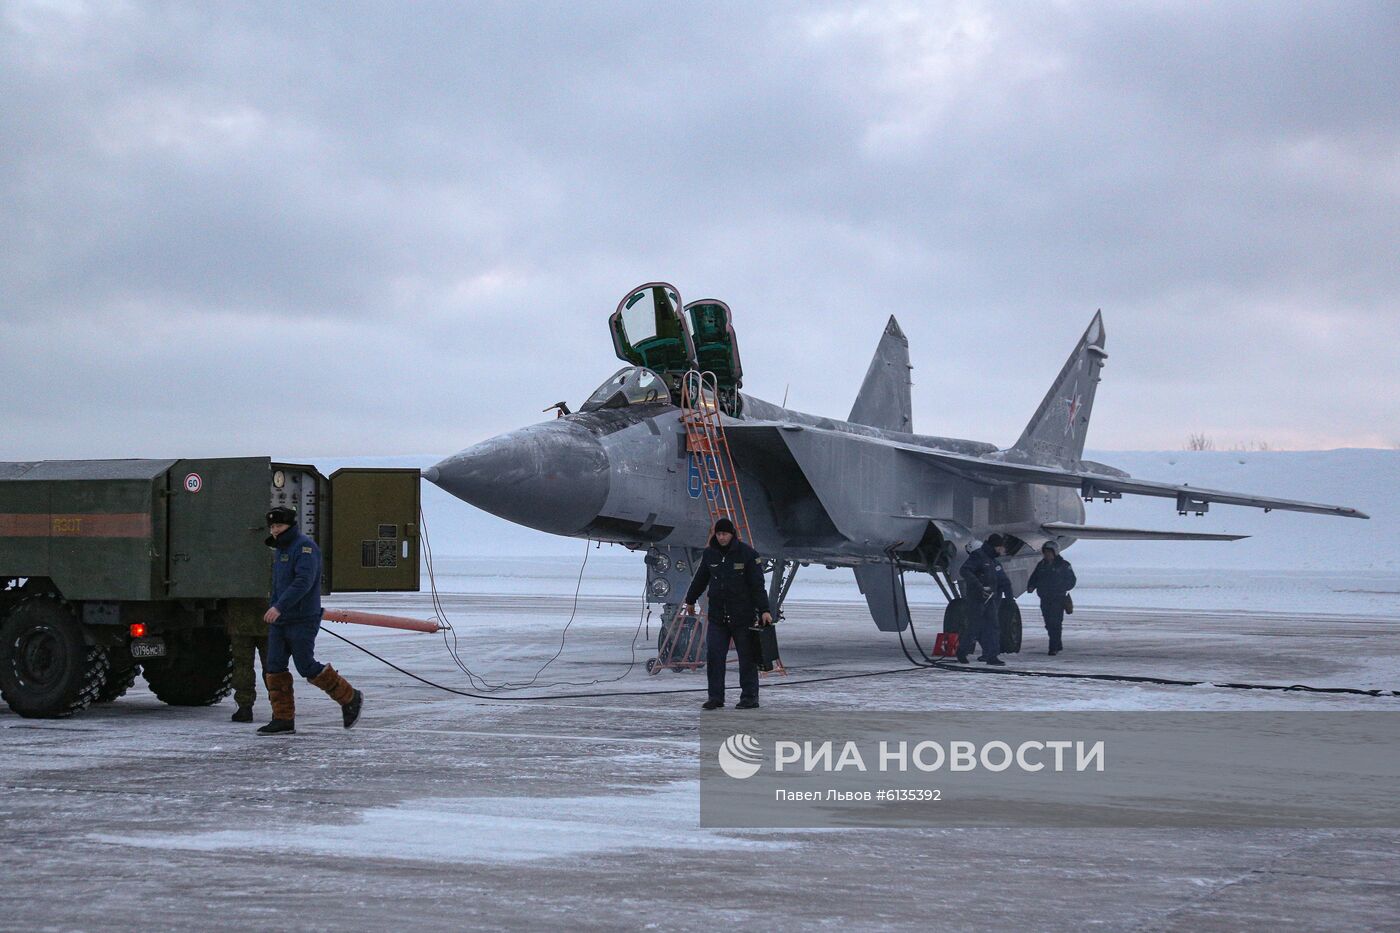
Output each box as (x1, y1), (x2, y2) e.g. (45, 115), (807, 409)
(426, 282), (1367, 656)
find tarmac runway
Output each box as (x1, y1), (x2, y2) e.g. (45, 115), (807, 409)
(3, 590), (1399, 931)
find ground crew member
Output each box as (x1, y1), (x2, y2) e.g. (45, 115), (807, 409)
(1027, 540), (1076, 655)
(957, 533), (1011, 666)
(683, 517), (772, 710)
(226, 601), (268, 723)
(256, 506), (363, 735)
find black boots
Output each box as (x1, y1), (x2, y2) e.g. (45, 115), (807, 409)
(257, 718), (295, 735)
(342, 690), (364, 729)
(703, 698), (759, 709)
(231, 704), (253, 723)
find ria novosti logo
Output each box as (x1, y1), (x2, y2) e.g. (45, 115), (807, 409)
(717, 733), (763, 779)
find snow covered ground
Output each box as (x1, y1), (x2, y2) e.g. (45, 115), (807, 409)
(3, 449), (1396, 929)
(4, 567), (1400, 929)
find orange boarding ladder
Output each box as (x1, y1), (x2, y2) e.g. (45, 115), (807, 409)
(680, 370), (752, 541)
(651, 370), (775, 674)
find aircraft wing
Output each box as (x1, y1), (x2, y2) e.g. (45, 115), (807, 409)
(1041, 523), (1247, 541)
(726, 422), (1369, 520)
(892, 442), (1370, 519)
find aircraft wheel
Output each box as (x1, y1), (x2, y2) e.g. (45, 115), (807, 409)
(658, 615), (701, 664)
(942, 598), (968, 634)
(999, 601), (1023, 655)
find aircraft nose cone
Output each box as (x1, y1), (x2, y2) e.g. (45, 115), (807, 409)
(428, 420), (609, 536)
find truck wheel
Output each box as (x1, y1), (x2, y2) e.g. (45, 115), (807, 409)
(0, 598), (110, 718)
(95, 651), (138, 703)
(999, 601), (1023, 655)
(141, 628), (233, 706)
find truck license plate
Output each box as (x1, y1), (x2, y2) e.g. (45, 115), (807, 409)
(130, 638), (166, 659)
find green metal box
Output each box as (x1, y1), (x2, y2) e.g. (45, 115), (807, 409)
(326, 468), (421, 592)
(0, 458), (422, 602)
(0, 458), (271, 601)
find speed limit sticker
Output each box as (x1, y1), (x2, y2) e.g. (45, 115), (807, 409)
(183, 473), (203, 494)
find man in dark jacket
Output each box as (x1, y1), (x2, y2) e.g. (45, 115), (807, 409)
(256, 506), (363, 735)
(1027, 540), (1076, 655)
(957, 533), (1012, 666)
(683, 517), (773, 710)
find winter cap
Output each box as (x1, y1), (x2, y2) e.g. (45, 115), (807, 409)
(266, 506), (298, 527)
(713, 517), (737, 536)
(984, 533), (1005, 549)
(1041, 540), (1059, 553)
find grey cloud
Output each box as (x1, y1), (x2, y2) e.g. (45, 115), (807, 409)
(1, 0), (1396, 459)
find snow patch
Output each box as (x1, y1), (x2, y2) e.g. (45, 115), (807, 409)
(90, 781), (791, 863)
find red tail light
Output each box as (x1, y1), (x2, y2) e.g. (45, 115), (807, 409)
(129, 623), (147, 638)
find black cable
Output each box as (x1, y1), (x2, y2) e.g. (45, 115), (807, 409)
(898, 562), (945, 663)
(889, 555), (935, 667)
(412, 512), (650, 692)
(353, 510), (1399, 702)
(927, 657), (1399, 697)
(322, 626), (938, 700)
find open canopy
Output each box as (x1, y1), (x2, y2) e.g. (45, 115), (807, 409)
(609, 282), (696, 375)
(685, 298), (743, 392)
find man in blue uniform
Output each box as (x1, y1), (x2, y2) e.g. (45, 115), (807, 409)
(683, 517), (773, 710)
(957, 533), (1012, 666)
(1027, 540), (1077, 655)
(256, 506), (364, 735)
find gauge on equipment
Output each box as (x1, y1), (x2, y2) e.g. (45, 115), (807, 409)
(273, 469), (286, 489)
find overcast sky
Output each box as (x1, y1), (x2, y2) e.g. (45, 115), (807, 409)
(3, 1), (1397, 461)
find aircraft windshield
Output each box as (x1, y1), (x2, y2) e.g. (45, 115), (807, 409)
(580, 367), (667, 412)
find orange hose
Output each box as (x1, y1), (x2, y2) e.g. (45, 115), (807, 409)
(322, 608), (441, 633)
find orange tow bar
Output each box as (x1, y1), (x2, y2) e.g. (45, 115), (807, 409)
(322, 608), (441, 634)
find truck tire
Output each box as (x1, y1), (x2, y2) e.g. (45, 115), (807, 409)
(0, 597), (110, 718)
(141, 628), (233, 706)
(95, 650), (138, 703)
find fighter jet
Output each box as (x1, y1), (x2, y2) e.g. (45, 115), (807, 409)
(425, 282), (1367, 652)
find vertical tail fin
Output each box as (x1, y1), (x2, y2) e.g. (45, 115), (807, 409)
(848, 316), (913, 433)
(1011, 311), (1107, 466)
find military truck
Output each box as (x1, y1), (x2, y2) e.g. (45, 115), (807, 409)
(0, 458), (419, 718)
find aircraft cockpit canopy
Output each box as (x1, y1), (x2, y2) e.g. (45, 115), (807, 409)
(580, 366), (668, 412)
(606, 281), (746, 414)
(609, 283), (697, 376)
